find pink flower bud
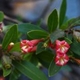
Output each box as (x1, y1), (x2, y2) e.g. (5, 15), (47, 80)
(30, 46), (37, 52)
(20, 39), (42, 54)
(20, 40), (33, 53)
(30, 39), (43, 46)
(55, 40), (70, 54)
(55, 53), (69, 66)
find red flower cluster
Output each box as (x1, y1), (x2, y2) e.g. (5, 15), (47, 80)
(49, 40), (70, 66)
(20, 39), (42, 53)
(55, 40), (70, 66)
(20, 39), (70, 66)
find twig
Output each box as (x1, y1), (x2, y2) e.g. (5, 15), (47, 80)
(4, 15), (22, 24)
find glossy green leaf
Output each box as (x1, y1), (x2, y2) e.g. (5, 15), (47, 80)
(0, 11), (4, 22)
(9, 69), (20, 80)
(3, 68), (11, 77)
(70, 41), (80, 56)
(59, 0), (66, 27)
(18, 23), (42, 33)
(61, 65), (72, 71)
(10, 42), (21, 52)
(13, 61), (48, 80)
(37, 49), (54, 68)
(30, 55), (39, 66)
(60, 17), (80, 30)
(66, 34), (73, 41)
(36, 42), (46, 54)
(63, 16), (68, 23)
(50, 29), (64, 43)
(64, 37), (72, 44)
(48, 9), (58, 33)
(48, 60), (62, 76)
(27, 30), (49, 39)
(2, 25), (18, 50)
(23, 54), (32, 61)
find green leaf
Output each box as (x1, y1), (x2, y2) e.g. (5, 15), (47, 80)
(36, 42), (46, 54)
(18, 23), (42, 34)
(63, 16), (68, 23)
(2, 25), (18, 50)
(36, 19), (42, 27)
(30, 55), (39, 66)
(10, 42), (21, 52)
(60, 17), (80, 30)
(37, 49), (54, 68)
(48, 60), (62, 76)
(70, 41), (80, 56)
(50, 29), (64, 43)
(59, 0), (67, 27)
(27, 30), (49, 39)
(9, 69), (20, 80)
(3, 68), (11, 77)
(61, 65), (72, 71)
(66, 34), (73, 41)
(48, 9), (58, 33)
(23, 54), (32, 61)
(0, 11), (4, 22)
(13, 61), (48, 80)
(64, 37), (72, 44)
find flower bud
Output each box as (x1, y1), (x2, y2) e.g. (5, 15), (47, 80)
(30, 46), (37, 52)
(11, 52), (23, 60)
(30, 39), (43, 46)
(43, 43), (48, 48)
(1, 55), (12, 69)
(20, 40), (34, 53)
(7, 42), (14, 51)
(20, 39), (43, 54)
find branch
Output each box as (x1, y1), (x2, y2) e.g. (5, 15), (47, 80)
(4, 15), (22, 24)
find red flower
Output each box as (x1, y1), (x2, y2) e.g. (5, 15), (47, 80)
(20, 39), (42, 53)
(55, 40), (70, 54)
(55, 53), (69, 66)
